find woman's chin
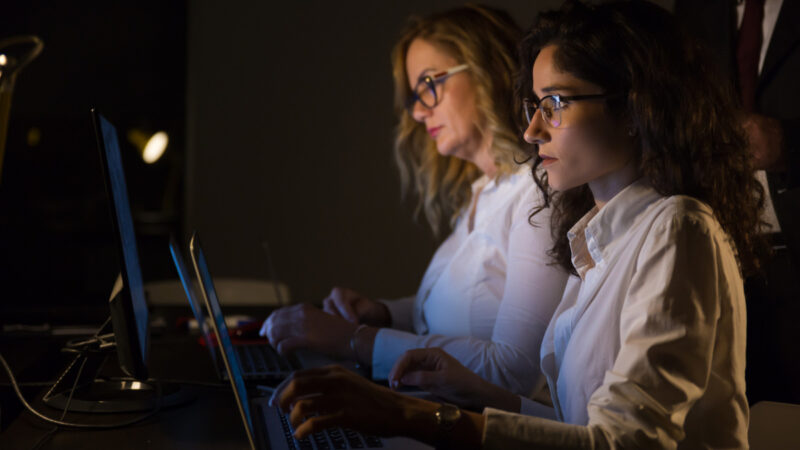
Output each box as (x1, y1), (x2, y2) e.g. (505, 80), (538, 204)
(435, 141), (469, 161)
(434, 142), (454, 157)
(546, 175), (580, 193)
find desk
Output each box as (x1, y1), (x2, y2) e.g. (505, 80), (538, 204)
(1, 329), (254, 449)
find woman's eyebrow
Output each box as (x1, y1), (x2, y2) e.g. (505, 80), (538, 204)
(541, 84), (579, 94)
(531, 84), (578, 99)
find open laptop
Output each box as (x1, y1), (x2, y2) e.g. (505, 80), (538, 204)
(169, 235), (295, 381)
(189, 231), (432, 450)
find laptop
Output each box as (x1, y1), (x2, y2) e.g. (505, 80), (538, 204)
(189, 231), (433, 450)
(169, 235), (296, 381)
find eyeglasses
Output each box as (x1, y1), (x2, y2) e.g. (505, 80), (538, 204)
(405, 64), (469, 111)
(523, 94), (615, 128)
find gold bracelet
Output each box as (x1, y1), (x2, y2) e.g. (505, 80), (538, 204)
(349, 324), (369, 366)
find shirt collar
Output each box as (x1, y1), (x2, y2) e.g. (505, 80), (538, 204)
(567, 178), (662, 278)
(471, 173), (491, 195)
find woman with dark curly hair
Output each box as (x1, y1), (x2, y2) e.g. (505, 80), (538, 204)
(272, 1), (765, 448)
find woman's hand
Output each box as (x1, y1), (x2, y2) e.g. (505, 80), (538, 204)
(389, 348), (521, 412)
(259, 304), (357, 359)
(322, 287), (390, 327)
(273, 365), (439, 441)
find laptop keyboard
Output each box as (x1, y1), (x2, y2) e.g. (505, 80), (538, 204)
(278, 409), (384, 449)
(236, 344), (293, 375)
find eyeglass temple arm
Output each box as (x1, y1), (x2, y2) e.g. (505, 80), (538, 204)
(432, 64), (469, 79)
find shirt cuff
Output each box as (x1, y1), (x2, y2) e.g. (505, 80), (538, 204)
(519, 396), (558, 420)
(482, 407), (597, 449)
(370, 327), (422, 380)
(377, 296), (415, 332)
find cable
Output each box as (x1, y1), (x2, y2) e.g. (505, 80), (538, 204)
(0, 381), (56, 387)
(30, 352), (89, 450)
(139, 377), (230, 389)
(3, 377), (231, 390)
(0, 352), (162, 429)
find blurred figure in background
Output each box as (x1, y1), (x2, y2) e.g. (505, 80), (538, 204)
(676, 0), (800, 405)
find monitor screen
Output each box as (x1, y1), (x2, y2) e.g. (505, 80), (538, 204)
(93, 109), (149, 379)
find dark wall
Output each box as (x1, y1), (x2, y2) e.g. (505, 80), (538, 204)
(0, 1), (186, 318)
(184, 1), (565, 304)
(0, 1), (675, 318)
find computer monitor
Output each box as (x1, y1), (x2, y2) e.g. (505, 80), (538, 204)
(41, 110), (191, 413)
(92, 108), (149, 379)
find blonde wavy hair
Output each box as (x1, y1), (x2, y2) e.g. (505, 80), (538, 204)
(391, 4), (524, 236)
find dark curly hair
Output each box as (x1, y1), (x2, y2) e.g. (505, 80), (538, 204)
(519, 0), (766, 275)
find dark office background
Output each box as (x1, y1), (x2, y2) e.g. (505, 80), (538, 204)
(0, 0), (671, 322)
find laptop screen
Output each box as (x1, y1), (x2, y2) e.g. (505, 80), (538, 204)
(168, 236), (218, 360)
(189, 234), (255, 440)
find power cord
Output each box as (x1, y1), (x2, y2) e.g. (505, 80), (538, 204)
(0, 351), (163, 429)
(1, 314), (161, 432)
(31, 351), (89, 449)
(2, 377), (230, 390)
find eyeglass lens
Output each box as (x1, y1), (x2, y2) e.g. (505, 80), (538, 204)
(524, 97), (562, 128)
(413, 77), (437, 109)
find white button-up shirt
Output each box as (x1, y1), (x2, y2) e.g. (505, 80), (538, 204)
(372, 167), (569, 395)
(483, 180), (748, 449)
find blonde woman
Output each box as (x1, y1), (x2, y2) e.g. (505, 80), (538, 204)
(262, 5), (568, 397)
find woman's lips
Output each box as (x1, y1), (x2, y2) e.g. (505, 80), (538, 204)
(540, 154), (558, 167)
(428, 126), (443, 138)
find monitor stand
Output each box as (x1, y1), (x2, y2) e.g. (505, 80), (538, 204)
(41, 316), (194, 413)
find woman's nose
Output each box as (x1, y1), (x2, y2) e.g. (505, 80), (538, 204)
(523, 110), (549, 145)
(411, 100), (432, 123)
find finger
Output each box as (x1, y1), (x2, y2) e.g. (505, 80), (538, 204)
(289, 394), (339, 428)
(293, 413), (345, 440)
(265, 320), (293, 349)
(322, 297), (340, 316)
(269, 375), (294, 408)
(388, 349), (442, 388)
(399, 370), (440, 391)
(278, 366), (346, 411)
(259, 318), (269, 337)
(276, 336), (307, 356)
(263, 316), (281, 348)
(333, 298), (359, 323)
(270, 366), (339, 408)
(388, 353), (415, 389)
(327, 289), (358, 323)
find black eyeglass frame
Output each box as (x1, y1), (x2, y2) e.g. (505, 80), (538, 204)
(523, 93), (619, 127)
(405, 64), (470, 112)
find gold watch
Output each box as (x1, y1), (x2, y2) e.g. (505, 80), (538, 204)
(434, 402), (462, 432)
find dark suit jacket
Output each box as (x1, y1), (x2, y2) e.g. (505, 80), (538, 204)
(676, 0), (800, 261)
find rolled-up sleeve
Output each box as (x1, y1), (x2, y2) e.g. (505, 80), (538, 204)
(483, 407), (608, 449)
(377, 295), (415, 332)
(482, 213), (744, 449)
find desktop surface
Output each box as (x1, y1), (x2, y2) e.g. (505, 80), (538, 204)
(1, 311), (257, 449)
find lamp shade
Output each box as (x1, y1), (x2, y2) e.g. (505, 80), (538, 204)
(128, 128), (169, 164)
